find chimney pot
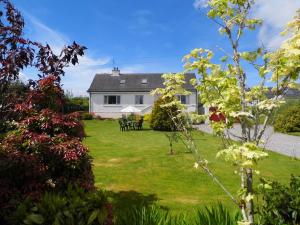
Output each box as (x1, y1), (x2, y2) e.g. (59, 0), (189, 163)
(112, 67), (120, 76)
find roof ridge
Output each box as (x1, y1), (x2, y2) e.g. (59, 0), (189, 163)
(88, 73), (196, 92)
(95, 72), (195, 76)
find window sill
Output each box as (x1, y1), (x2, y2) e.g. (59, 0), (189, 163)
(103, 104), (121, 107)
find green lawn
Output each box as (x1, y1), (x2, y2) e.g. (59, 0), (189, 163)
(288, 131), (300, 137)
(83, 120), (300, 213)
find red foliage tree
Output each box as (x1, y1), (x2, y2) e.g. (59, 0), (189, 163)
(0, 0), (94, 212)
(0, 0), (35, 131)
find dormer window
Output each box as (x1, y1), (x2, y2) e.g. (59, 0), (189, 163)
(120, 80), (126, 84)
(141, 79), (148, 84)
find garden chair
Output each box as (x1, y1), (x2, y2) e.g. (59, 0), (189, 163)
(136, 118), (144, 130)
(118, 119), (127, 131)
(127, 120), (136, 130)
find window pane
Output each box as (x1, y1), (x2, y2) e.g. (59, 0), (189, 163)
(140, 95), (143, 104)
(135, 95), (143, 104)
(104, 95), (120, 104)
(181, 95), (186, 104)
(108, 96), (116, 104)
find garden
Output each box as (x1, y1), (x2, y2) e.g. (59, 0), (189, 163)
(1, 0), (300, 224)
(84, 119), (300, 213)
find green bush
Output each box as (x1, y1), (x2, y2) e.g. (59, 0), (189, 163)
(82, 112), (94, 120)
(150, 97), (178, 131)
(115, 205), (172, 225)
(115, 204), (239, 225)
(143, 114), (152, 122)
(3, 186), (113, 225)
(195, 203), (240, 225)
(274, 105), (300, 133)
(257, 175), (300, 225)
(64, 97), (89, 114)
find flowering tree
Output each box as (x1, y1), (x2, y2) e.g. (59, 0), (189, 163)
(154, 1), (299, 224)
(152, 73), (240, 213)
(0, 0), (94, 212)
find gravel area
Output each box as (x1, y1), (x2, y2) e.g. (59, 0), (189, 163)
(195, 124), (300, 159)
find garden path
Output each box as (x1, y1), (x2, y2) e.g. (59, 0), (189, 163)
(195, 124), (300, 159)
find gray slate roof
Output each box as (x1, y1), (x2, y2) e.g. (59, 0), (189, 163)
(265, 88), (300, 99)
(87, 73), (196, 92)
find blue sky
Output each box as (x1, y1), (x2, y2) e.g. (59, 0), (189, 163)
(11, 0), (300, 96)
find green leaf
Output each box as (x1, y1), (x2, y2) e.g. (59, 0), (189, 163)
(88, 209), (100, 225)
(24, 214), (44, 224)
(240, 51), (257, 61)
(98, 208), (108, 224)
(220, 56), (228, 62)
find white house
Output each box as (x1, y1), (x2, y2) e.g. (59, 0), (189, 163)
(87, 68), (201, 118)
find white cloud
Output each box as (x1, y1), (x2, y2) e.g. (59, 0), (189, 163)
(62, 56), (111, 96)
(22, 13), (169, 96)
(26, 15), (69, 54)
(193, 0), (299, 49)
(64, 56), (151, 95)
(23, 14), (115, 96)
(253, 0), (300, 49)
(63, 57), (145, 96)
(193, 0), (208, 9)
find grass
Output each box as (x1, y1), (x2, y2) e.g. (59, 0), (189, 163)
(287, 131), (300, 137)
(83, 120), (300, 213)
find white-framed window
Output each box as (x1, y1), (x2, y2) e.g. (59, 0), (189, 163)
(177, 95), (189, 104)
(104, 95), (120, 104)
(135, 95), (144, 104)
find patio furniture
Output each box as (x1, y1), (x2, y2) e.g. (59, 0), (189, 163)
(127, 120), (136, 130)
(118, 119), (128, 131)
(136, 118), (144, 130)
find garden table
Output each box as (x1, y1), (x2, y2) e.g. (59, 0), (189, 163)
(126, 121), (137, 130)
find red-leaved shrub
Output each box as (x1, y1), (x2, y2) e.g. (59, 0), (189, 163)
(0, 0), (94, 213)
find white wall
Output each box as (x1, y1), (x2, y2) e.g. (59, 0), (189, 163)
(90, 92), (198, 118)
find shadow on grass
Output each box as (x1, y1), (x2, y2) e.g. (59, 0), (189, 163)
(116, 128), (153, 132)
(107, 190), (167, 211)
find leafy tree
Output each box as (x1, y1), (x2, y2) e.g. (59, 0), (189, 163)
(64, 97), (89, 113)
(0, 0), (34, 133)
(184, 2), (299, 224)
(274, 105), (300, 133)
(154, 2), (299, 224)
(150, 96), (178, 131)
(257, 175), (300, 225)
(0, 80), (29, 133)
(152, 73), (238, 214)
(165, 132), (179, 155)
(0, 0), (93, 217)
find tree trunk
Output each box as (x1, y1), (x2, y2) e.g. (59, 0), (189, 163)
(246, 169), (254, 224)
(240, 168), (248, 221)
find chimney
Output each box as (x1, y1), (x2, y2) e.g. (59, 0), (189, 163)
(112, 67), (120, 76)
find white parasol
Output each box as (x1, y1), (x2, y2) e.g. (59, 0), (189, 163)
(121, 106), (141, 113)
